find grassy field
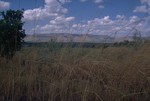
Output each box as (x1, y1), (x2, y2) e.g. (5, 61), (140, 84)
(0, 42), (150, 101)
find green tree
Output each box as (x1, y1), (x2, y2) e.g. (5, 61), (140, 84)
(0, 9), (26, 58)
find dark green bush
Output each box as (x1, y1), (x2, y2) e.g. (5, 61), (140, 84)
(0, 9), (26, 58)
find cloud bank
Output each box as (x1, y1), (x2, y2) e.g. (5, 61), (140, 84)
(22, 0), (150, 37)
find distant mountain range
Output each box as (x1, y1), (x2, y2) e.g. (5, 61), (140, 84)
(24, 33), (149, 43)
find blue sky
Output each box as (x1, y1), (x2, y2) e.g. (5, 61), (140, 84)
(0, 0), (150, 36)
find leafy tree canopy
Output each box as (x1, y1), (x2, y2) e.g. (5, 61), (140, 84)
(0, 9), (26, 58)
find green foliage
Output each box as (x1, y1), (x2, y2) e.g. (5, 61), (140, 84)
(0, 9), (26, 58)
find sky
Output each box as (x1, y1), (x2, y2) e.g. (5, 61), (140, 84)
(0, 0), (150, 37)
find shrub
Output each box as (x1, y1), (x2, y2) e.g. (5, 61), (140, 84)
(0, 9), (26, 58)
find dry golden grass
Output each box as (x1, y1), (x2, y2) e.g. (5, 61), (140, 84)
(0, 43), (150, 101)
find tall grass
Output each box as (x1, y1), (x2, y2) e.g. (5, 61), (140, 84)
(0, 42), (150, 101)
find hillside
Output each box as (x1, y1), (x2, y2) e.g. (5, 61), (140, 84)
(24, 33), (114, 43)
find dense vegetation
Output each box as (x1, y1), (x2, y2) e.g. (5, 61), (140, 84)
(0, 9), (26, 58)
(0, 42), (150, 101)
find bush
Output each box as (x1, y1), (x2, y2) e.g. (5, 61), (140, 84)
(0, 9), (26, 58)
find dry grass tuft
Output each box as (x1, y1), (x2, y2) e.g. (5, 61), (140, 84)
(0, 43), (150, 101)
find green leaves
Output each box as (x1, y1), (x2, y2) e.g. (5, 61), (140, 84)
(0, 9), (26, 58)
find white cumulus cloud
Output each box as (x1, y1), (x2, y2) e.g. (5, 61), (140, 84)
(80, 0), (104, 8)
(133, 5), (148, 13)
(23, 0), (150, 37)
(23, 0), (69, 21)
(116, 15), (125, 19)
(71, 15), (149, 36)
(133, 0), (150, 14)
(33, 15), (75, 33)
(0, 1), (10, 10)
